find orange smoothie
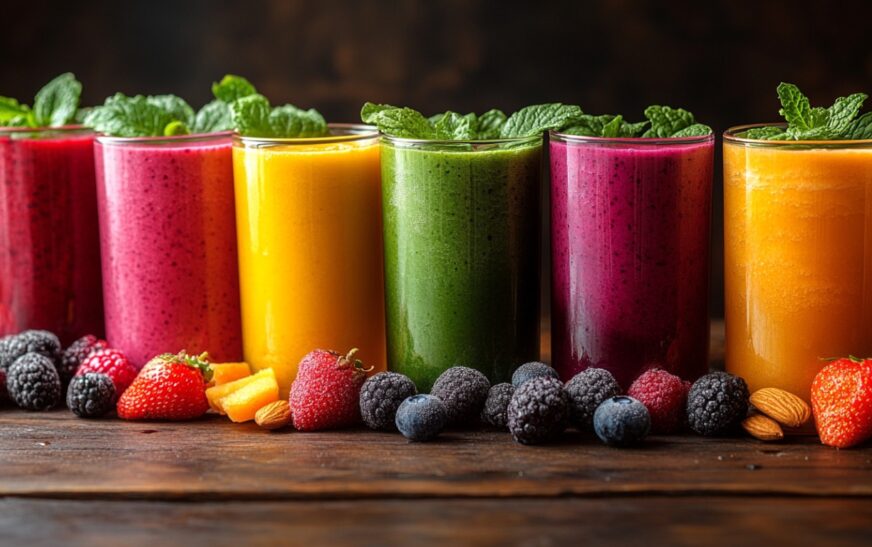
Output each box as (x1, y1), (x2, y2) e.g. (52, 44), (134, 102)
(232, 125), (386, 395)
(724, 129), (872, 399)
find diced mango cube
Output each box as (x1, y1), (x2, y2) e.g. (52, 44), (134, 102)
(211, 362), (251, 385)
(206, 368), (276, 414)
(219, 375), (280, 423)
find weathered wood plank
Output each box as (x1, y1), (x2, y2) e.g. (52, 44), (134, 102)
(0, 410), (869, 499)
(1, 497), (870, 547)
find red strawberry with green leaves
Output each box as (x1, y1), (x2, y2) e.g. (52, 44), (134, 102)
(117, 352), (212, 421)
(289, 348), (371, 431)
(811, 356), (872, 448)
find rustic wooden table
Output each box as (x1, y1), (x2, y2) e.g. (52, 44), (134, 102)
(1, 321), (871, 546)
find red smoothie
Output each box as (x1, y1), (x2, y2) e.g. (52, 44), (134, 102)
(0, 127), (104, 344)
(550, 133), (714, 387)
(94, 133), (242, 367)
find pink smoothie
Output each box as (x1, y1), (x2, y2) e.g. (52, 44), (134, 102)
(0, 128), (104, 344)
(550, 134), (713, 387)
(95, 133), (242, 367)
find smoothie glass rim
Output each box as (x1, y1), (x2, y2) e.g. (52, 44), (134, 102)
(381, 133), (541, 149)
(549, 130), (714, 146)
(724, 123), (872, 147)
(233, 123), (378, 147)
(96, 131), (233, 147)
(0, 125), (95, 139)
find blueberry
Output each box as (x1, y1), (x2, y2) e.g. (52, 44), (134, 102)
(511, 361), (559, 388)
(395, 394), (447, 442)
(593, 396), (651, 447)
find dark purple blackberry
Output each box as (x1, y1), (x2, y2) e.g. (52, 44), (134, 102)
(430, 366), (490, 426)
(66, 372), (116, 418)
(507, 376), (570, 445)
(6, 353), (62, 410)
(565, 368), (622, 431)
(511, 361), (559, 388)
(480, 383), (515, 429)
(0, 330), (61, 371)
(687, 372), (749, 436)
(359, 371), (417, 431)
(59, 335), (109, 387)
(0, 367), (7, 405)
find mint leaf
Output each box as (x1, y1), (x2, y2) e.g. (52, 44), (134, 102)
(74, 107), (93, 124)
(433, 111), (477, 140)
(163, 120), (191, 136)
(500, 103), (584, 138)
(826, 93), (867, 135)
(360, 102), (437, 139)
(671, 123), (713, 137)
(776, 83), (820, 132)
(0, 96), (31, 125)
(846, 112), (872, 140)
(476, 109), (506, 139)
(740, 126), (785, 140)
(212, 74), (257, 103)
(33, 72), (82, 127)
(752, 83), (870, 140)
(601, 115), (623, 138)
(642, 106), (693, 137)
(84, 93), (179, 137)
(229, 94), (273, 137)
(562, 114), (647, 138)
(193, 100), (232, 133)
(146, 95), (194, 127)
(268, 104), (328, 137)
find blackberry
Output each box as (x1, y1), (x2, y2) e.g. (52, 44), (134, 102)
(59, 335), (108, 387)
(0, 330), (61, 371)
(7, 353), (62, 410)
(359, 371), (417, 431)
(430, 366), (490, 426)
(565, 368), (622, 430)
(511, 361), (559, 388)
(687, 372), (749, 436)
(66, 372), (116, 418)
(480, 383), (515, 429)
(0, 368), (7, 405)
(507, 376), (570, 445)
(593, 396), (651, 447)
(395, 394), (447, 442)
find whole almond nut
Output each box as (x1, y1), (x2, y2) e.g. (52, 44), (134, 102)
(255, 400), (291, 430)
(750, 387), (811, 427)
(742, 413), (784, 441)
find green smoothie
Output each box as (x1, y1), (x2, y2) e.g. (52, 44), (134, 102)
(381, 138), (542, 391)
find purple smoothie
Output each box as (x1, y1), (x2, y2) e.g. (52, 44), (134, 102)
(550, 133), (713, 387)
(95, 133), (242, 368)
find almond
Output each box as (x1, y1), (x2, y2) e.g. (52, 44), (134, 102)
(255, 400), (291, 430)
(750, 387), (811, 427)
(742, 413), (784, 441)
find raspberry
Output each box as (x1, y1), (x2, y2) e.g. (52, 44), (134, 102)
(59, 335), (109, 387)
(507, 377), (569, 444)
(627, 368), (691, 433)
(66, 373), (116, 418)
(511, 362), (559, 388)
(6, 353), (62, 410)
(430, 366), (490, 427)
(687, 372), (749, 436)
(359, 371), (417, 431)
(564, 368), (621, 430)
(481, 383), (515, 429)
(77, 348), (138, 395)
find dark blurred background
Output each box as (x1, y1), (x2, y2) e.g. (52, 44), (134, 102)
(2, 0), (871, 317)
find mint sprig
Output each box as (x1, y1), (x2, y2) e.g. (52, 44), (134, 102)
(563, 114), (647, 138)
(739, 83), (870, 140)
(1, 73), (83, 128)
(229, 94), (328, 138)
(561, 107), (711, 138)
(84, 93), (192, 137)
(191, 74), (258, 134)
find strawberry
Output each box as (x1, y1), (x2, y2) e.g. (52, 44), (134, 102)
(811, 356), (872, 448)
(77, 348), (138, 395)
(289, 348), (371, 431)
(117, 352), (212, 421)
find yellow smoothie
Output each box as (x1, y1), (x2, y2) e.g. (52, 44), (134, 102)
(233, 126), (386, 395)
(724, 131), (872, 399)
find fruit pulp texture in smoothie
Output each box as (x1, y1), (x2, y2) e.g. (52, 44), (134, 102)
(0, 130), (104, 344)
(233, 138), (386, 395)
(551, 138), (713, 388)
(95, 136), (242, 368)
(382, 142), (541, 391)
(724, 143), (872, 399)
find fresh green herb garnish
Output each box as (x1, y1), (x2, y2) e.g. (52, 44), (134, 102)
(0, 73), (82, 128)
(739, 82), (871, 140)
(84, 93), (194, 137)
(562, 106), (711, 138)
(361, 102), (583, 140)
(229, 94), (328, 138)
(192, 74), (259, 134)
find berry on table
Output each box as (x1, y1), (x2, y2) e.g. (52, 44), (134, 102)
(359, 371), (417, 431)
(395, 394), (447, 442)
(481, 383), (515, 429)
(687, 371), (749, 436)
(6, 353), (62, 411)
(507, 376), (570, 445)
(430, 366), (490, 427)
(564, 368), (621, 430)
(511, 362), (559, 388)
(67, 373), (116, 418)
(0, 330), (61, 370)
(0, 368), (7, 405)
(811, 356), (872, 449)
(627, 368), (691, 433)
(290, 348), (371, 431)
(593, 396), (651, 447)
(116, 352), (212, 421)
(59, 335), (109, 387)
(77, 348), (138, 395)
